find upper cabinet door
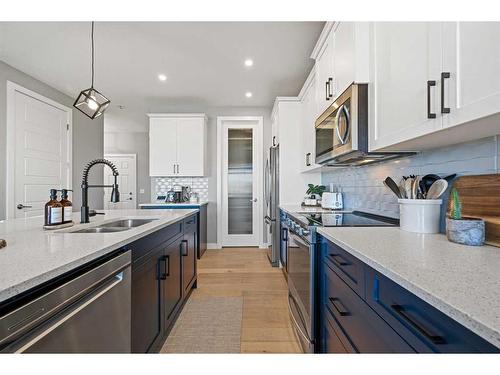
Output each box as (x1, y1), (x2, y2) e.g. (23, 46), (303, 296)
(315, 31), (335, 115)
(442, 22), (500, 129)
(369, 22), (443, 151)
(149, 117), (177, 176)
(176, 117), (206, 176)
(333, 22), (355, 96)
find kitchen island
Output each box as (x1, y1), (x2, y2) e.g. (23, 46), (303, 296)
(0, 209), (199, 353)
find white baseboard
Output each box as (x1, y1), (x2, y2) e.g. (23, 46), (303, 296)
(259, 243), (268, 249)
(207, 243), (222, 249)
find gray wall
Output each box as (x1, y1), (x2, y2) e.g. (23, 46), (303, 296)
(0, 61), (104, 220)
(104, 105), (271, 244)
(321, 135), (500, 232)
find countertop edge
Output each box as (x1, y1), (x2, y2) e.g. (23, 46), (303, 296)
(0, 209), (198, 304)
(316, 227), (500, 349)
(139, 202), (208, 207)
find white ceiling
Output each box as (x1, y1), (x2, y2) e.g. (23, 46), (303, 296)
(0, 22), (323, 114)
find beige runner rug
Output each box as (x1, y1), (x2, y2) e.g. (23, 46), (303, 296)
(160, 296), (243, 353)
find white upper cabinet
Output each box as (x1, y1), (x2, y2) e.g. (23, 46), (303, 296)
(148, 114), (207, 177)
(299, 69), (320, 172)
(312, 24), (335, 115)
(442, 22), (500, 129)
(369, 22), (444, 151)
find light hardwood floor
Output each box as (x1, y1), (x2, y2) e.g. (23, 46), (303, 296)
(192, 247), (302, 353)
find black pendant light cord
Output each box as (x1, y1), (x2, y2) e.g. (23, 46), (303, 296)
(91, 21), (94, 88)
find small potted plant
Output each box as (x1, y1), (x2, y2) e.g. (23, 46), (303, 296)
(304, 184), (326, 206)
(446, 188), (485, 246)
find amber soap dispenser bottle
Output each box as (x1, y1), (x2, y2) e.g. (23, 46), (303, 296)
(60, 189), (73, 224)
(45, 189), (63, 226)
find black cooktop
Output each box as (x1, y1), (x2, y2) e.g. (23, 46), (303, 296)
(303, 211), (399, 227)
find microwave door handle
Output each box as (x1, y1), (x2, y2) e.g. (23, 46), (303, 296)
(335, 104), (351, 145)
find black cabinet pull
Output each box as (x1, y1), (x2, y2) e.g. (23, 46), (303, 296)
(281, 227), (288, 241)
(181, 239), (189, 256)
(328, 253), (350, 267)
(329, 297), (350, 316)
(391, 304), (446, 345)
(158, 255), (169, 280)
(272, 136), (276, 146)
(441, 72), (451, 114)
(328, 77), (333, 98)
(325, 81), (330, 101)
(306, 152), (311, 167)
(427, 80), (437, 119)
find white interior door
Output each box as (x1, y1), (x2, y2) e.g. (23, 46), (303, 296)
(218, 117), (263, 247)
(7, 83), (71, 219)
(103, 154), (137, 210)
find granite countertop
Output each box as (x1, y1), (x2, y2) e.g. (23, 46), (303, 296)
(317, 226), (500, 348)
(0, 208), (198, 303)
(139, 202), (208, 207)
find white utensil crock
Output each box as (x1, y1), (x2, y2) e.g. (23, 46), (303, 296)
(398, 199), (442, 233)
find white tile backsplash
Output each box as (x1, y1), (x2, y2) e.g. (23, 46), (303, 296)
(152, 177), (209, 201)
(321, 136), (500, 226)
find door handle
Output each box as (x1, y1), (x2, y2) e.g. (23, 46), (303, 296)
(441, 72), (451, 114)
(250, 198), (257, 202)
(328, 253), (351, 267)
(173, 164), (176, 174)
(391, 304), (446, 344)
(305, 152), (311, 166)
(176, 164), (180, 174)
(328, 77), (333, 98)
(325, 81), (330, 101)
(181, 239), (188, 256)
(427, 80), (437, 119)
(17, 204), (32, 210)
(329, 297), (350, 316)
(158, 255), (169, 279)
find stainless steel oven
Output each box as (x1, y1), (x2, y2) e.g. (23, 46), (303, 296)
(286, 215), (316, 353)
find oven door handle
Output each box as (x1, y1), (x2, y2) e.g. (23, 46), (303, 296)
(288, 293), (311, 345)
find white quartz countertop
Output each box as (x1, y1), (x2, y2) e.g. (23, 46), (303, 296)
(280, 204), (344, 214)
(0, 208), (198, 303)
(316, 226), (500, 348)
(139, 202), (208, 207)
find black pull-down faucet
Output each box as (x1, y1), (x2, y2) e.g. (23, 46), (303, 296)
(81, 159), (120, 223)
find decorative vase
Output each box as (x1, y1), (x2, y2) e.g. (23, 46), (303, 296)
(446, 217), (485, 246)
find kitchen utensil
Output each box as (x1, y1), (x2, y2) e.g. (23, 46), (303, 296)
(420, 174), (440, 197)
(411, 178), (419, 200)
(443, 173), (457, 183)
(426, 179), (448, 199)
(399, 178), (407, 199)
(414, 176), (424, 199)
(383, 177), (402, 198)
(405, 178), (414, 199)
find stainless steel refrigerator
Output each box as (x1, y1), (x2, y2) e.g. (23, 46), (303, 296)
(265, 145), (280, 266)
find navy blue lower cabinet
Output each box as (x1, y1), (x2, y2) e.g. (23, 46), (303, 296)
(365, 267), (499, 353)
(319, 259), (415, 353)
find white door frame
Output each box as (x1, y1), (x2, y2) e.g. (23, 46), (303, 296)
(216, 116), (264, 248)
(103, 153), (137, 209)
(5, 81), (73, 219)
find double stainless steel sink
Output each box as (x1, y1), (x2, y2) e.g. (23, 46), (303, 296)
(65, 219), (158, 234)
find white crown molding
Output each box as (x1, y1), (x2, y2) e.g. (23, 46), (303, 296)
(147, 113), (207, 120)
(310, 21), (337, 60)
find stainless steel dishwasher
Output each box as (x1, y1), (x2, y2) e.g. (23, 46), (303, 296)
(0, 250), (131, 353)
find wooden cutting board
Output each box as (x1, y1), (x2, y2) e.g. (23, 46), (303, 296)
(448, 174), (500, 247)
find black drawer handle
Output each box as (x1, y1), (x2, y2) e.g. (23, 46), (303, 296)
(427, 80), (436, 119)
(158, 255), (169, 280)
(281, 227), (288, 241)
(181, 239), (188, 256)
(328, 77), (333, 98)
(441, 72), (451, 114)
(328, 253), (350, 267)
(325, 81), (330, 101)
(391, 304), (446, 345)
(329, 297), (350, 316)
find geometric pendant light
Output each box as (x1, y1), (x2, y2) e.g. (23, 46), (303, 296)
(73, 22), (111, 119)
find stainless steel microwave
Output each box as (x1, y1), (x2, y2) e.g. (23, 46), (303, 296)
(315, 83), (412, 166)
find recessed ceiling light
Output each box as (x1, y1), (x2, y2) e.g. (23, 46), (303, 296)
(158, 74), (167, 81)
(244, 59), (254, 67)
(245, 92), (253, 98)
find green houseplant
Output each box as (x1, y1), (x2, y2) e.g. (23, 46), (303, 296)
(446, 188), (485, 246)
(306, 184), (326, 198)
